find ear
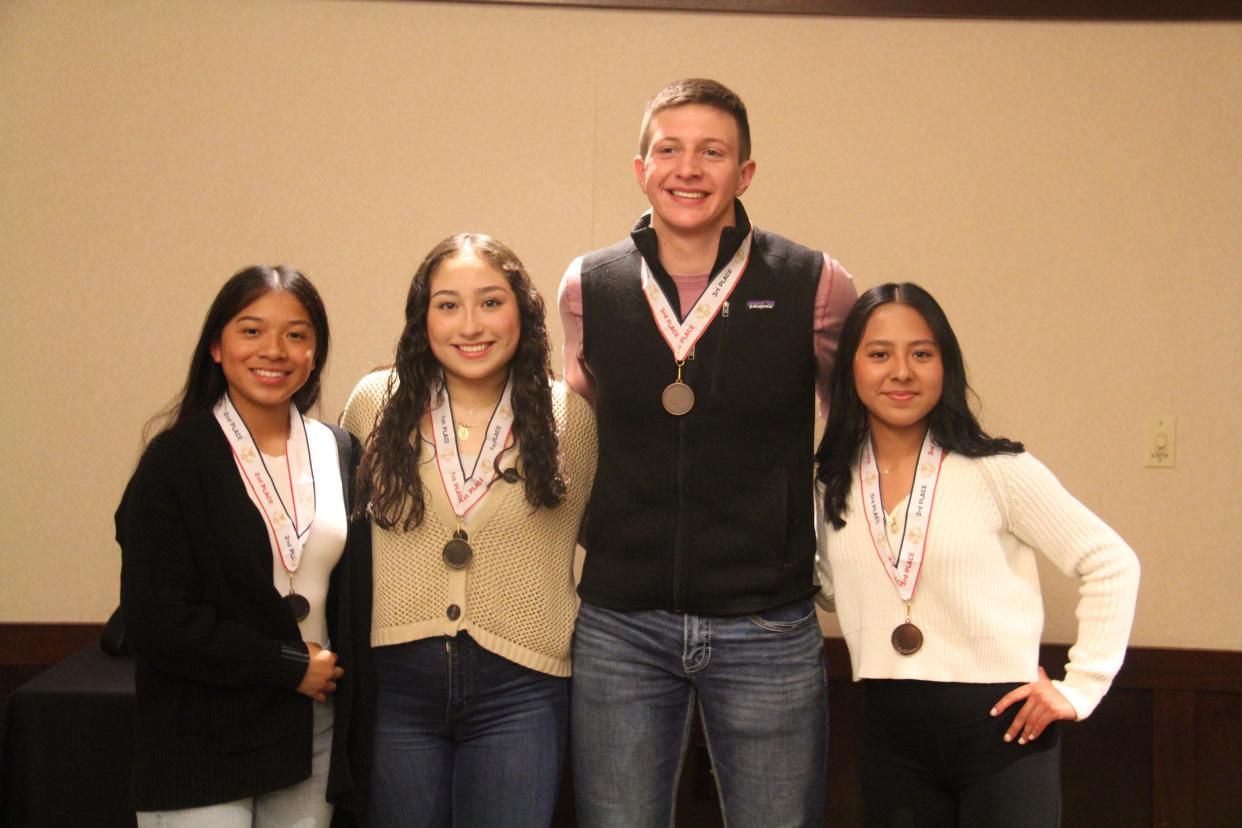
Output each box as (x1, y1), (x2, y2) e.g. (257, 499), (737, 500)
(633, 155), (647, 192)
(735, 158), (757, 197)
(210, 340), (222, 364)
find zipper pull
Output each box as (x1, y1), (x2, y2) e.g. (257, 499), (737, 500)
(721, 300), (730, 318)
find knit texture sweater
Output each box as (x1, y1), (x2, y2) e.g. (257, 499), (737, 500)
(342, 373), (596, 677)
(117, 408), (370, 812)
(817, 450), (1140, 719)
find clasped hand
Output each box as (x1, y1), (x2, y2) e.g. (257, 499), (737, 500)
(297, 641), (345, 702)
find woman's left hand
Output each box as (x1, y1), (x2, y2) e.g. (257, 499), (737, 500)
(990, 666), (1077, 744)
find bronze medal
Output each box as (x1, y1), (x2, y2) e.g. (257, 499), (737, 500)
(891, 621), (923, 655)
(284, 592), (311, 622)
(442, 529), (473, 569)
(661, 381), (694, 416)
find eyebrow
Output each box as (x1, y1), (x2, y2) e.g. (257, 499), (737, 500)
(430, 285), (510, 299)
(860, 338), (937, 347)
(233, 316), (310, 326)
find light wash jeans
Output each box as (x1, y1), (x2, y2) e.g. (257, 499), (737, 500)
(368, 632), (569, 828)
(571, 598), (828, 828)
(136, 700), (333, 828)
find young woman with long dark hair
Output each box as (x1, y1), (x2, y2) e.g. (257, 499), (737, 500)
(118, 266), (369, 826)
(342, 233), (596, 826)
(816, 283), (1140, 827)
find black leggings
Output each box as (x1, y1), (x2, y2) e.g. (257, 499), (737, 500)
(859, 680), (1061, 828)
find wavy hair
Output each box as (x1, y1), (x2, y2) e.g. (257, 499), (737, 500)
(355, 233), (565, 529)
(815, 282), (1022, 529)
(145, 265), (328, 441)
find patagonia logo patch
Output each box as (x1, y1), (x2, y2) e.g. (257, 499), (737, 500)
(747, 300), (776, 310)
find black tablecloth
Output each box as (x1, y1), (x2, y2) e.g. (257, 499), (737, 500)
(0, 644), (137, 828)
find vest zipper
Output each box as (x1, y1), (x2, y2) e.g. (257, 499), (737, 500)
(710, 306), (731, 395)
(672, 414), (688, 611)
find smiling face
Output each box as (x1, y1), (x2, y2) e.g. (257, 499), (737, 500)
(426, 249), (521, 394)
(210, 289), (316, 424)
(852, 303), (945, 438)
(634, 103), (756, 243)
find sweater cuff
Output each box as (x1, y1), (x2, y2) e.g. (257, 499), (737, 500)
(261, 641), (310, 689)
(1051, 679), (1096, 720)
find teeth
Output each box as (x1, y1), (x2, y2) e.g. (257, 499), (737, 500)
(671, 190), (706, 199)
(457, 343), (489, 353)
(253, 369), (286, 378)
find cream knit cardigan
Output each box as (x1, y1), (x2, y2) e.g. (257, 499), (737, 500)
(343, 371), (597, 677)
(817, 450), (1140, 719)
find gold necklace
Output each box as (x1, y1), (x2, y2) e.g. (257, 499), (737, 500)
(452, 399), (500, 442)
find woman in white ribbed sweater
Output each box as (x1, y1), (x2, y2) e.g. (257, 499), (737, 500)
(342, 234), (595, 827)
(814, 283), (1139, 827)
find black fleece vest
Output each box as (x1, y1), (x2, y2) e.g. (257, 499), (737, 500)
(579, 215), (822, 615)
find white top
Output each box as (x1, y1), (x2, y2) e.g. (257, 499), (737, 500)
(817, 450), (1140, 719)
(258, 419), (347, 647)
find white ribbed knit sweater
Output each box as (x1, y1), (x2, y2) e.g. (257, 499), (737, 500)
(343, 371), (597, 677)
(817, 450), (1139, 719)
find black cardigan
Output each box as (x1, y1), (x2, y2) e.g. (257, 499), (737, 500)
(117, 409), (372, 817)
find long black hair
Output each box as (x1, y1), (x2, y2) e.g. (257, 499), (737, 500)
(145, 265), (329, 440)
(355, 233), (565, 529)
(815, 282), (1022, 528)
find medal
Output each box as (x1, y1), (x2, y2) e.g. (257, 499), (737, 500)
(284, 591), (311, 622)
(662, 358), (694, 415)
(858, 429), (945, 657)
(662, 381), (694, 416)
(891, 621), (924, 655)
(639, 225), (752, 416)
(457, 422), (471, 441)
(442, 528), (473, 569)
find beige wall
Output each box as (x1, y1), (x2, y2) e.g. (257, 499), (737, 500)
(2, 0), (1239, 650)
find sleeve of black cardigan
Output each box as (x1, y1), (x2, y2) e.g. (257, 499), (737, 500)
(119, 434), (310, 690)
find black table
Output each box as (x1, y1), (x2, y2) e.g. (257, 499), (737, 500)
(0, 644), (137, 828)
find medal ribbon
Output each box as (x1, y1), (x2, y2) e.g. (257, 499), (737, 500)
(431, 371), (515, 519)
(858, 429), (944, 603)
(639, 228), (754, 362)
(213, 394), (316, 576)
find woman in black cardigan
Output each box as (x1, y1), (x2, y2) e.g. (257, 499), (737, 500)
(117, 266), (371, 826)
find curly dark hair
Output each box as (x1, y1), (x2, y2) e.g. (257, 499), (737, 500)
(145, 265), (329, 441)
(815, 282), (1022, 529)
(355, 233), (566, 529)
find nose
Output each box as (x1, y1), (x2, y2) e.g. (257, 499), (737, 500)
(460, 306), (484, 337)
(890, 355), (912, 380)
(260, 331), (286, 359)
(675, 150), (701, 178)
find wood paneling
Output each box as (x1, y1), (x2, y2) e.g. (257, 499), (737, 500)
(3, 627), (1239, 825)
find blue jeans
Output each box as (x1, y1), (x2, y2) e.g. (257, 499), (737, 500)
(369, 633), (569, 827)
(571, 599), (828, 827)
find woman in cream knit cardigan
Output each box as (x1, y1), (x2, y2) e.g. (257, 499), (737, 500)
(342, 234), (595, 827)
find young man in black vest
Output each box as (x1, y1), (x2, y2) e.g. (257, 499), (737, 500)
(558, 78), (857, 827)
